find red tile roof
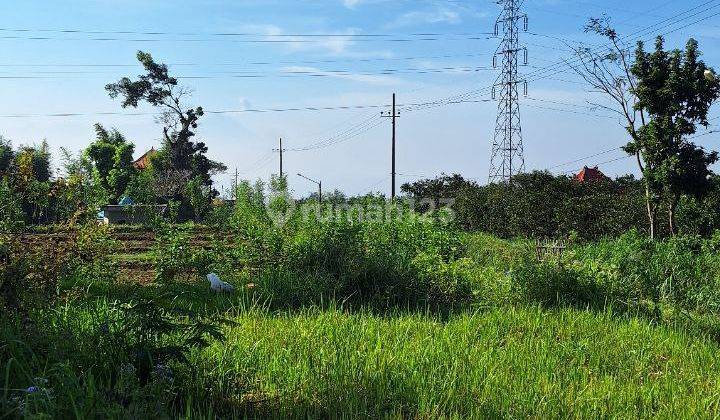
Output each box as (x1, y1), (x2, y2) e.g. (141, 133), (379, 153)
(133, 147), (157, 170)
(574, 166), (609, 183)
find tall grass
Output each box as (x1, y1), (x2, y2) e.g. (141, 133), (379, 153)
(5, 302), (720, 418)
(193, 306), (720, 418)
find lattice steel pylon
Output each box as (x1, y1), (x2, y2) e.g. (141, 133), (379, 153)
(489, 0), (528, 184)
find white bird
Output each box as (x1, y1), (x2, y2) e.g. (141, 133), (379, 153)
(207, 273), (235, 293)
(705, 69), (715, 82)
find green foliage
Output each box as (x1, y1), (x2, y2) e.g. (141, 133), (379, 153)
(123, 166), (157, 205)
(0, 178), (23, 230)
(113, 295), (229, 385)
(405, 172), (649, 240)
(152, 225), (222, 283)
(55, 148), (109, 223)
(85, 124), (137, 204)
(0, 224), (115, 312)
(8, 199), (720, 417)
(0, 136), (14, 174)
(580, 19), (720, 237)
(628, 37), (720, 234)
(185, 175), (213, 222)
(153, 226), (196, 283)
(106, 51), (226, 221)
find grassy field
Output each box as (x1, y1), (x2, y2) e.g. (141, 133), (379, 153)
(6, 295), (720, 418)
(190, 306), (720, 418)
(6, 217), (720, 418)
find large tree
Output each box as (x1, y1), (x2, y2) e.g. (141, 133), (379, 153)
(573, 18), (720, 238)
(105, 51), (226, 219)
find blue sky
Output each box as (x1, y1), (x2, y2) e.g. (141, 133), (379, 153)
(2, 0), (720, 197)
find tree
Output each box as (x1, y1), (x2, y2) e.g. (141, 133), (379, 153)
(9, 141), (53, 224)
(56, 148), (109, 223)
(401, 174), (476, 213)
(573, 18), (720, 238)
(0, 136), (14, 175)
(630, 38), (719, 235)
(85, 124), (137, 203)
(105, 51), (226, 220)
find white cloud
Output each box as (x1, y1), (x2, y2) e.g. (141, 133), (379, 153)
(343, 0), (362, 9)
(386, 8), (461, 29)
(239, 24), (359, 55)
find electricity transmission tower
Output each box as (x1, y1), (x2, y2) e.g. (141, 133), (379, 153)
(489, 0), (528, 184)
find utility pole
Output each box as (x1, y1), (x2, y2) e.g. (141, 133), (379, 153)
(381, 93), (400, 200)
(233, 167), (239, 200)
(273, 138), (286, 179)
(297, 173), (322, 202)
(490, 0), (528, 184)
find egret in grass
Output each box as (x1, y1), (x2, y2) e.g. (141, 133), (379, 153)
(207, 273), (235, 293)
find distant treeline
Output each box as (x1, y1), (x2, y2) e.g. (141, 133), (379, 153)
(401, 172), (720, 240)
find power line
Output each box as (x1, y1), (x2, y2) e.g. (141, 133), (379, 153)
(523, 0), (720, 86)
(0, 32), (496, 44)
(0, 65), (498, 80)
(0, 103), (391, 119)
(0, 98), (488, 120)
(548, 147), (624, 170)
(0, 27), (495, 38)
(0, 52), (492, 68)
(286, 116), (385, 152)
(523, 103), (617, 120)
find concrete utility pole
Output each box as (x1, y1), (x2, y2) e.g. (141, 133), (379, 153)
(490, 0), (529, 184)
(381, 93), (400, 200)
(297, 173), (322, 202)
(273, 138), (286, 178)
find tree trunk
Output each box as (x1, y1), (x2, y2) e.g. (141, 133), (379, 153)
(668, 195), (679, 236)
(644, 181), (657, 240)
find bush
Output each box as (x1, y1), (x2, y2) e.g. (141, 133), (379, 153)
(0, 223), (116, 313)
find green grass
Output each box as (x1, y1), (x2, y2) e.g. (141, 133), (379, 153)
(9, 221), (720, 418)
(189, 306), (720, 418)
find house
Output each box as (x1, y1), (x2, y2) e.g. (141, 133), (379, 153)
(133, 147), (158, 170)
(574, 166), (610, 183)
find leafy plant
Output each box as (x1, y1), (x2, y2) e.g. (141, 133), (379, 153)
(112, 294), (231, 385)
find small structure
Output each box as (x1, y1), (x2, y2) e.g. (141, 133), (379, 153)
(574, 166), (610, 183)
(101, 204), (168, 225)
(535, 238), (566, 263)
(133, 147), (158, 171)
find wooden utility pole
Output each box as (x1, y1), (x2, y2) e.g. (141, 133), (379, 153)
(381, 93), (400, 200)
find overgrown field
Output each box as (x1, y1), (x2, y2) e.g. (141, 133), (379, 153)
(5, 198), (720, 417)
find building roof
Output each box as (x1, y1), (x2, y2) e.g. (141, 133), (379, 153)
(574, 166), (610, 183)
(133, 147), (157, 170)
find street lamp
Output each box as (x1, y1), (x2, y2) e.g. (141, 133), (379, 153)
(297, 173), (322, 202)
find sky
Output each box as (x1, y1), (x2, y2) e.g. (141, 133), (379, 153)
(1, 0), (720, 198)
